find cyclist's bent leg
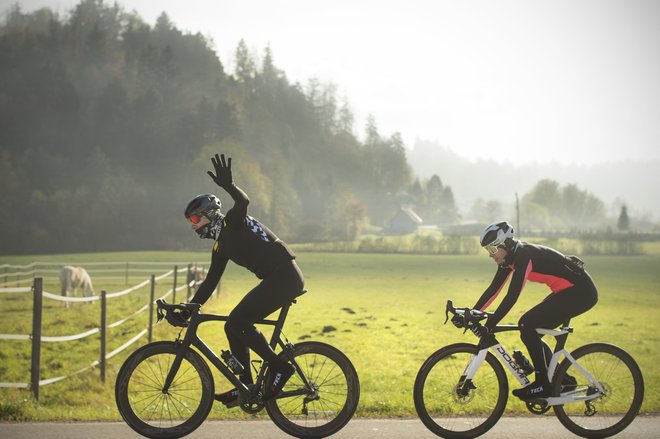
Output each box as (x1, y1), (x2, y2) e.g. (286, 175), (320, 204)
(225, 261), (304, 393)
(516, 280), (597, 399)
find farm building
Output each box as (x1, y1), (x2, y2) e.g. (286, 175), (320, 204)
(388, 206), (423, 234)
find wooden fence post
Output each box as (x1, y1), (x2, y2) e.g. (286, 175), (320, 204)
(187, 263), (192, 301)
(100, 290), (107, 383)
(30, 277), (43, 401)
(172, 265), (178, 303)
(148, 275), (155, 343)
(125, 262), (129, 285)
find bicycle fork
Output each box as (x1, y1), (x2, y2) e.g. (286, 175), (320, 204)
(458, 345), (533, 396)
(456, 349), (488, 397)
(161, 339), (189, 395)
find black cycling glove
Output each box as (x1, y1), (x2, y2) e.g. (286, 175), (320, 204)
(451, 314), (465, 328)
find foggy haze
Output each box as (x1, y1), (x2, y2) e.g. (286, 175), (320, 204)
(409, 141), (660, 220)
(13, 0), (660, 166)
(1, 0), (658, 256)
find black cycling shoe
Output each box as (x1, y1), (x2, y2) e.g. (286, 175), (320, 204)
(512, 379), (550, 400)
(215, 388), (240, 407)
(264, 364), (295, 400)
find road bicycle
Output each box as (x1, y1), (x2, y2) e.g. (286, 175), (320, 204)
(413, 300), (644, 439)
(115, 291), (360, 438)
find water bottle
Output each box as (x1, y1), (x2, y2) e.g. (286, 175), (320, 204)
(512, 350), (534, 375)
(221, 350), (244, 374)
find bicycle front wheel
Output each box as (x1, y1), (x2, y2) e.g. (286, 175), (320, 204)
(414, 343), (508, 439)
(115, 341), (215, 439)
(552, 343), (644, 438)
(265, 341), (360, 438)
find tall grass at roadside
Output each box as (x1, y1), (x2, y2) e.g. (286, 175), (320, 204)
(1, 251), (658, 420)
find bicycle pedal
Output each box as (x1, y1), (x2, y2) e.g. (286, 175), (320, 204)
(224, 399), (240, 409)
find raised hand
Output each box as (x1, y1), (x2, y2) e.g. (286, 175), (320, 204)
(207, 153), (233, 189)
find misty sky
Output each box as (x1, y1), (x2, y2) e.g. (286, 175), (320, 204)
(7, 0), (660, 166)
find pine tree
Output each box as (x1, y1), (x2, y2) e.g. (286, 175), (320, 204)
(617, 205), (630, 232)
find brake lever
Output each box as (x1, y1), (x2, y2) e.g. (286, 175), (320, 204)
(156, 299), (167, 323)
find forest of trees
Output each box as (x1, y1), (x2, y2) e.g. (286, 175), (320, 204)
(1, 1), (628, 255)
(0, 1), (427, 254)
(521, 179), (606, 231)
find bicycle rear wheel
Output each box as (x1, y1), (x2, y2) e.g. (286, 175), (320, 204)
(115, 341), (215, 439)
(265, 341), (360, 438)
(414, 343), (508, 439)
(552, 342), (644, 438)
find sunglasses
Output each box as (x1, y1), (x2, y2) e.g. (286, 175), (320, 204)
(187, 214), (204, 224)
(484, 245), (501, 255)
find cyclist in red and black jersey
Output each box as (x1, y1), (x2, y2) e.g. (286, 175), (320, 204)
(459, 221), (598, 400)
(184, 154), (304, 405)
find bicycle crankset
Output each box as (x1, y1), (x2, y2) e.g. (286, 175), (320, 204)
(526, 400), (551, 415)
(240, 401), (264, 414)
(239, 384), (265, 414)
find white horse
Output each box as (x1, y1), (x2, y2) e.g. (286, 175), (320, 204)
(60, 266), (94, 298)
(188, 267), (206, 285)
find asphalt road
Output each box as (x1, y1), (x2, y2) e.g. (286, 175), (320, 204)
(1, 417), (657, 438)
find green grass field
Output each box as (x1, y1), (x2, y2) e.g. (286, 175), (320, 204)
(1, 250), (658, 420)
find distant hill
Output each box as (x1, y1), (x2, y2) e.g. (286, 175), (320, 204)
(408, 139), (660, 221)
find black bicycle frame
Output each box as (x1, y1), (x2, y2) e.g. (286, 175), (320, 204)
(161, 300), (310, 400)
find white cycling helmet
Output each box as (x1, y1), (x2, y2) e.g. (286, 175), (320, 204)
(480, 221), (515, 253)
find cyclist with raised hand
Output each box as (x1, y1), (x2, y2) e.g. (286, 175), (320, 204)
(455, 221), (598, 400)
(184, 153), (304, 405)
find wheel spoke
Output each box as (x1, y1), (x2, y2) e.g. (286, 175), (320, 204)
(116, 343), (213, 437)
(414, 345), (508, 437)
(553, 344), (643, 437)
(266, 342), (358, 437)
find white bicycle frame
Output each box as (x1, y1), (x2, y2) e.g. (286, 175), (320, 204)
(461, 327), (605, 406)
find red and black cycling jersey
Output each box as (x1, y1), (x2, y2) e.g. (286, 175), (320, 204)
(191, 184), (295, 304)
(474, 242), (587, 328)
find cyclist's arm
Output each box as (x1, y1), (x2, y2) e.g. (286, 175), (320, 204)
(190, 253), (229, 305)
(474, 267), (511, 311)
(208, 153), (249, 225)
(486, 252), (532, 328)
(223, 184), (249, 227)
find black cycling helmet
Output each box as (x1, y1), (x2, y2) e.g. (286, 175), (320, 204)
(480, 221), (516, 254)
(185, 194), (223, 239)
(185, 194), (221, 222)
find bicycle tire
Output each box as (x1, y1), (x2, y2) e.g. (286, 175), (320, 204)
(115, 341), (215, 439)
(265, 341), (360, 438)
(552, 342), (644, 438)
(414, 343), (508, 438)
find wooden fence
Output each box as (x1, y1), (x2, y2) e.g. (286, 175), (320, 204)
(0, 263), (208, 400)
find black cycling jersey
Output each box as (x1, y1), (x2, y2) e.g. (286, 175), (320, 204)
(191, 155), (304, 388)
(474, 242), (591, 328)
(473, 241), (598, 382)
(191, 184), (295, 305)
